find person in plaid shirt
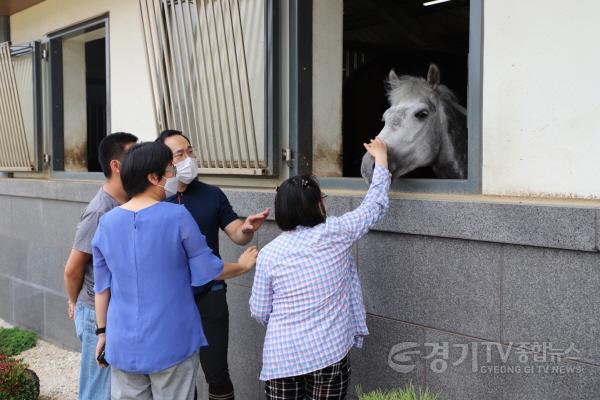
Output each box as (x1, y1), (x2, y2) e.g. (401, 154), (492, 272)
(250, 138), (390, 399)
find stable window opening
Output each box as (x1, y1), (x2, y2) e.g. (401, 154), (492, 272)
(299, 0), (482, 193)
(49, 16), (109, 173)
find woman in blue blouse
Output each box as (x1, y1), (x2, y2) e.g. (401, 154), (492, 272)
(93, 142), (258, 400)
(250, 138), (390, 400)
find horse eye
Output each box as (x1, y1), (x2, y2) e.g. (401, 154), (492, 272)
(414, 110), (429, 120)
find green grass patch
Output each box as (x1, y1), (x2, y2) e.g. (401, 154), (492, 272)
(0, 328), (37, 356)
(357, 383), (440, 400)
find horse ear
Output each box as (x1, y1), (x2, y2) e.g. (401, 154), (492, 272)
(427, 64), (440, 89)
(387, 69), (402, 88)
(385, 69), (400, 102)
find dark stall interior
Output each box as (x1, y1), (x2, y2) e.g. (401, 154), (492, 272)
(342, 0), (470, 178)
(85, 38), (107, 173)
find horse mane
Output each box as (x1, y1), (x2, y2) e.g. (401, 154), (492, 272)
(437, 85), (467, 116)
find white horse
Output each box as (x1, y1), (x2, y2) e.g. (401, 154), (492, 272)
(361, 64), (467, 182)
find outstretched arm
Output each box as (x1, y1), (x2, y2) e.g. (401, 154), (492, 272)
(224, 208), (270, 245)
(181, 207), (257, 283)
(216, 246), (259, 280)
(337, 138), (391, 242)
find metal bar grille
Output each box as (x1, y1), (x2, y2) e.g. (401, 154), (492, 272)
(0, 42), (32, 172)
(139, 0), (266, 175)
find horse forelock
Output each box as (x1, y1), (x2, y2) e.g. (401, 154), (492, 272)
(386, 76), (464, 116)
(386, 76), (432, 105)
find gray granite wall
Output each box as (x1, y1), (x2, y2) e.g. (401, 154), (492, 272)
(1, 178), (599, 400)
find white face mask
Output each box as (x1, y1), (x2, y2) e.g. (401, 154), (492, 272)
(175, 157), (199, 184)
(163, 176), (179, 198)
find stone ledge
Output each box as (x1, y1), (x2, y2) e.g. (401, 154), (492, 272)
(354, 197), (598, 252)
(0, 178), (101, 203)
(1, 178), (598, 252)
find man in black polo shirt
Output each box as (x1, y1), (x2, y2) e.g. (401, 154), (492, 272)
(157, 130), (269, 400)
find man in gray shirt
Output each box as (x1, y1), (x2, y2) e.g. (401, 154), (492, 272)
(63, 132), (137, 400)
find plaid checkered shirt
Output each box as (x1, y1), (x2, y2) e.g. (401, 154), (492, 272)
(250, 164), (391, 381)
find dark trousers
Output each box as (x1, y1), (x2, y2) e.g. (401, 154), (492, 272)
(265, 356), (351, 400)
(195, 287), (234, 400)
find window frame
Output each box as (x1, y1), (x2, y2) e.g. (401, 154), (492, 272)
(47, 14), (110, 174)
(290, 0), (484, 194)
(264, 0), (281, 177)
(4, 41), (44, 172)
(140, 0), (280, 178)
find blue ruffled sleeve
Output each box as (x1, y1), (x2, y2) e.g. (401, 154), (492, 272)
(92, 223), (111, 293)
(179, 207), (224, 286)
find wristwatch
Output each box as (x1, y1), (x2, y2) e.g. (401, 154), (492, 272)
(95, 327), (106, 335)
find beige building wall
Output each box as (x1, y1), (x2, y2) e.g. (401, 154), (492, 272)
(10, 0), (157, 142)
(11, 0), (600, 198)
(482, 0), (600, 199)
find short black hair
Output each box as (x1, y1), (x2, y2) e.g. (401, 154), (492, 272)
(97, 132), (138, 178)
(120, 142), (173, 198)
(275, 175), (325, 231)
(155, 129), (191, 145)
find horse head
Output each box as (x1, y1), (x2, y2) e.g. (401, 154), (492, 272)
(361, 64), (467, 183)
